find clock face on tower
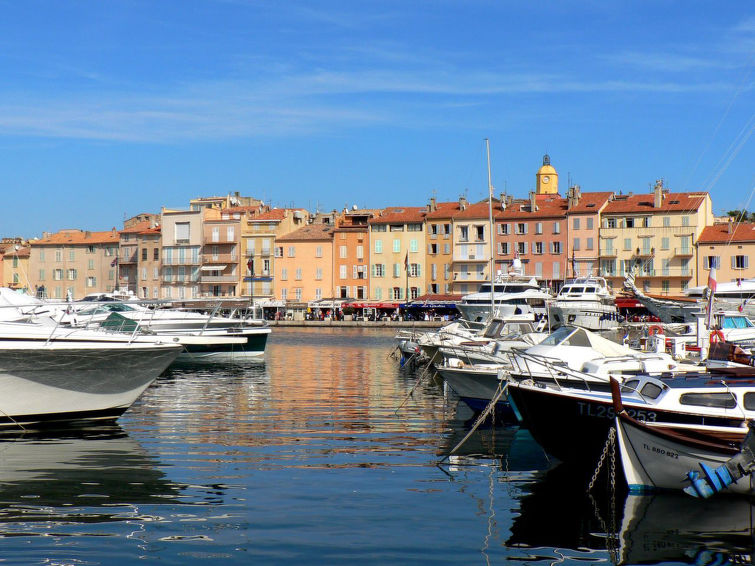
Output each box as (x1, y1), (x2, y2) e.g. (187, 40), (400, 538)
(542, 176), (550, 183)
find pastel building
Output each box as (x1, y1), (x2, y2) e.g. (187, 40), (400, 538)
(201, 209), (241, 297)
(450, 198), (495, 295)
(160, 209), (203, 300)
(241, 208), (308, 301)
(118, 218), (161, 299)
(424, 199), (458, 295)
(368, 207), (427, 301)
(599, 181), (713, 295)
(275, 223), (335, 307)
(1, 243), (30, 291)
(696, 221), (755, 284)
(564, 187), (613, 279)
(333, 209), (376, 300)
(28, 229), (120, 299)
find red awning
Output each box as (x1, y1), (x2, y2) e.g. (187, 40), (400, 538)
(615, 298), (643, 308)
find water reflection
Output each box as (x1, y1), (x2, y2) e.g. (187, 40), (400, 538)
(509, 461), (755, 565)
(0, 426), (183, 525)
(619, 494), (755, 565)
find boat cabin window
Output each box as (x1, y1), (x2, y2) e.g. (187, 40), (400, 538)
(720, 316), (754, 329)
(569, 287), (585, 294)
(743, 393), (755, 410)
(679, 392), (737, 409)
(639, 382), (663, 400)
(483, 320), (504, 338)
(621, 379), (640, 394)
(584, 287), (597, 293)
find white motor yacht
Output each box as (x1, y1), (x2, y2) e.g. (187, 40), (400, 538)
(0, 320), (181, 429)
(548, 276), (620, 331)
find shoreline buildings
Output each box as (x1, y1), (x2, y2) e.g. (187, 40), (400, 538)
(3, 160), (753, 317)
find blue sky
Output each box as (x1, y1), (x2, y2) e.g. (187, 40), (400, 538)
(1, 1), (753, 238)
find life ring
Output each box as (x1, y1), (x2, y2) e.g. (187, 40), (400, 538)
(710, 329), (725, 345)
(648, 324), (663, 336)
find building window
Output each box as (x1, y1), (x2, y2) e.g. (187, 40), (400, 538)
(733, 255), (749, 270)
(409, 263), (420, 278)
(459, 226), (469, 242)
(663, 216), (671, 227)
(154, 248), (159, 261)
(142, 248), (147, 261)
(573, 238), (580, 251)
(586, 238), (594, 250)
(281, 268), (288, 280)
(551, 242), (562, 254)
(374, 264), (385, 277)
(535, 222), (543, 235)
(534, 242), (543, 255)
(515, 223), (527, 235)
(393, 239), (401, 252)
(499, 223), (509, 235)
(573, 218), (580, 230)
(662, 280), (670, 295)
(661, 237), (669, 250)
(704, 256), (720, 269)
(339, 245), (347, 259)
(288, 246), (295, 257)
(340, 265), (347, 279)
(553, 221), (561, 234)
(682, 216), (690, 227)
(295, 268), (302, 280)
(87, 276), (96, 288)
(605, 218), (616, 229)
(175, 222), (190, 242)
(315, 268), (323, 280)
(586, 218), (593, 230)
(67, 269), (77, 280)
(316, 246), (323, 258)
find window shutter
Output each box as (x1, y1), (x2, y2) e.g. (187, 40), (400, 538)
(732, 256), (737, 269)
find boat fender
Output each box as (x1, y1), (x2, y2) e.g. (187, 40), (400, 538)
(647, 324), (663, 336)
(684, 422), (755, 498)
(709, 329), (725, 345)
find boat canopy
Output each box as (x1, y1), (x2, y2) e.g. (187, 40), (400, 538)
(536, 326), (633, 357)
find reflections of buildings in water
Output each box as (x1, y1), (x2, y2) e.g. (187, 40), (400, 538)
(0, 327), (749, 564)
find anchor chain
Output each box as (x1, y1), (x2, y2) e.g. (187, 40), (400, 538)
(588, 427), (616, 492)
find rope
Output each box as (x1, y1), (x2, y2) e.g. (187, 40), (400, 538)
(440, 381), (509, 462)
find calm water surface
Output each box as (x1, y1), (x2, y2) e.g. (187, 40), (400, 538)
(0, 327), (752, 565)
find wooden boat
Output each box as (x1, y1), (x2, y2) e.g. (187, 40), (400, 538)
(611, 377), (755, 496)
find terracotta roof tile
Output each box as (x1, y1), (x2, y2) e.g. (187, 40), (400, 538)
(603, 191), (708, 214)
(120, 221), (161, 235)
(698, 222), (755, 244)
(277, 224), (334, 242)
(31, 229), (120, 246)
(368, 207), (426, 224)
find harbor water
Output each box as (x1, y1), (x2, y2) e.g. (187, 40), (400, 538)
(0, 327), (752, 565)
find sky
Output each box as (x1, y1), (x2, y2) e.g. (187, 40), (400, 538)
(1, 1), (753, 238)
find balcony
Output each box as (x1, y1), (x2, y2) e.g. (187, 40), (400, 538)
(200, 275), (238, 283)
(203, 253), (236, 264)
(162, 258), (201, 266)
(599, 248), (617, 258)
(673, 247), (693, 257)
(119, 253), (138, 264)
(632, 247), (655, 258)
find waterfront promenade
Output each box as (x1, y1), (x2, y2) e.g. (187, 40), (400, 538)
(268, 319), (445, 329)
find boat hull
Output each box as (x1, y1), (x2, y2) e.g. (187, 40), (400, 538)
(616, 414), (751, 495)
(0, 342), (181, 428)
(506, 381), (747, 463)
(174, 328), (270, 362)
(437, 366), (515, 419)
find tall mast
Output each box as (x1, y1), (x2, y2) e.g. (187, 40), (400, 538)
(485, 139), (495, 316)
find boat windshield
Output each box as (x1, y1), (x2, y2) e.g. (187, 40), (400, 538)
(538, 326), (584, 346)
(78, 303), (137, 315)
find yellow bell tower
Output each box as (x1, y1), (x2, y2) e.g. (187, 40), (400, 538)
(536, 154), (558, 195)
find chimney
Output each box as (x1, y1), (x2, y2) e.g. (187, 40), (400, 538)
(653, 179), (664, 208)
(567, 185), (581, 210)
(459, 196), (468, 210)
(728, 217), (733, 234)
(529, 191), (538, 212)
(429, 197), (437, 212)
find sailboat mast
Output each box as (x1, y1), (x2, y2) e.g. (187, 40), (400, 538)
(485, 139), (495, 316)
